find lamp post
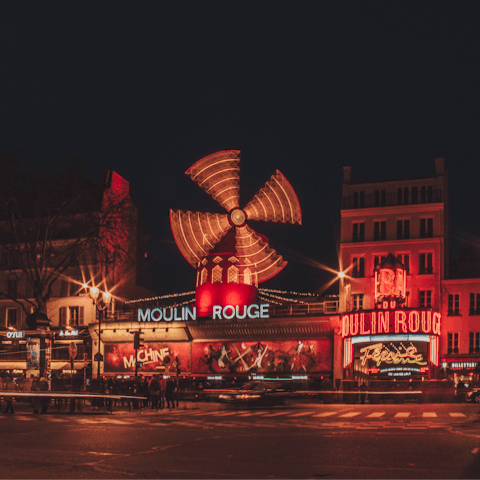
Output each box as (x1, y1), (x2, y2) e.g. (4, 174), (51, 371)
(84, 285), (112, 379)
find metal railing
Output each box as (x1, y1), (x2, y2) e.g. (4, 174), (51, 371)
(342, 190), (442, 209)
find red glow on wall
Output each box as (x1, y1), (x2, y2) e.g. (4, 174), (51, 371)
(196, 283), (258, 317)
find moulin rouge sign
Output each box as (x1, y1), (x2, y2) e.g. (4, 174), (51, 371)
(138, 304), (270, 322)
(342, 302), (441, 338)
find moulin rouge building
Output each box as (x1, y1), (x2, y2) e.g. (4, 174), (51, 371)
(93, 155), (479, 388)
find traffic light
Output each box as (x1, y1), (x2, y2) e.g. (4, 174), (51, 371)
(133, 331), (144, 350)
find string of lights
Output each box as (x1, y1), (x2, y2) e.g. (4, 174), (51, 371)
(259, 288), (318, 297)
(259, 295), (284, 305)
(125, 291), (196, 304)
(259, 290), (307, 304)
(163, 298), (196, 309)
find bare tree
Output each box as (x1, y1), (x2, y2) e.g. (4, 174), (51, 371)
(0, 150), (137, 315)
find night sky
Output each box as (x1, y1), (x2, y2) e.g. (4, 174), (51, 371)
(1, 3), (480, 297)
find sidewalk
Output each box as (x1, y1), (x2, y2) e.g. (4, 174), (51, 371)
(0, 398), (211, 416)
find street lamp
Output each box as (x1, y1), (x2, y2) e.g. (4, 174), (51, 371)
(84, 285), (112, 378)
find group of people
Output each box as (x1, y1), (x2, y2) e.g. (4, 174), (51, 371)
(1, 374), (50, 414)
(147, 374), (176, 410)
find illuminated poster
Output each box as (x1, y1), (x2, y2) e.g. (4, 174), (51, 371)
(26, 338), (40, 374)
(192, 339), (332, 374)
(354, 341), (429, 377)
(104, 343), (191, 373)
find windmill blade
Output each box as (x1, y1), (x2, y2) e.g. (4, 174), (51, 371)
(235, 225), (287, 284)
(243, 170), (302, 225)
(169, 210), (232, 267)
(185, 150), (241, 213)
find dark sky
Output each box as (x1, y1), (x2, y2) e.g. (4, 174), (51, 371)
(1, 2), (480, 296)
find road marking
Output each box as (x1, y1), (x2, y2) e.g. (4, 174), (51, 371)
(367, 412), (385, 418)
(263, 411), (292, 417)
(339, 412), (361, 418)
(394, 412), (410, 418)
(449, 412), (466, 417)
(312, 411), (337, 417)
(289, 411), (316, 417)
(423, 412), (437, 418)
(237, 412), (270, 417)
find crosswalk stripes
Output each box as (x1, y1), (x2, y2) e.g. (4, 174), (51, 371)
(394, 412), (411, 418)
(423, 412), (437, 418)
(288, 411), (316, 417)
(367, 412), (385, 418)
(312, 411), (337, 417)
(339, 412), (361, 418)
(449, 412), (466, 417)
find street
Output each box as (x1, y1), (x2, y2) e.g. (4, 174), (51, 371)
(0, 402), (479, 479)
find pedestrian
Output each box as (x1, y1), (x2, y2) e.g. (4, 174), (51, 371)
(3, 375), (14, 414)
(149, 375), (160, 411)
(142, 376), (150, 408)
(359, 382), (367, 404)
(159, 374), (166, 409)
(165, 377), (176, 409)
(39, 377), (49, 413)
(31, 377), (40, 414)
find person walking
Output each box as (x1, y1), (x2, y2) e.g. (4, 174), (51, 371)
(39, 377), (49, 413)
(31, 377), (40, 414)
(3, 375), (15, 414)
(165, 377), (176, 409)
(149, 375), (160, 411)
(159, 374), (166, 409)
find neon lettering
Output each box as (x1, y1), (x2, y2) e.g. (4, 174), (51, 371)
(236, 305), (247, 319)
(395, 311), (407, 334)
(350, 314), (359, 336)
(421, 311), (431, 333)
(432, 313), (441, 335)
(138, 309), (150, 322)
(151, 308), (162, 321)
(223, 305), (236, 320)
(408, 311), (420, 333)
(174, 308), (182, 321)
(360, 313), (370, 335)
(342, 315), (349, 338)
(260, 304), (269, 318)
(247, 304), (259, 318)
(378, 312), (389, 333)
(213, 306), (222, 319)
(360, 343), (427, 367)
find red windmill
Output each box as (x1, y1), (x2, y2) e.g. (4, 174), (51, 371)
(169, 150), (302, 317)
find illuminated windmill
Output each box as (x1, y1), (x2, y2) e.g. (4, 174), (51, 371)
(170, 150), (302, 317)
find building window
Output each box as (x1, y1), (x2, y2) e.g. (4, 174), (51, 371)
(397, 220), (410, 239)
(419, 253), (433, 274)
(227, 265), (239, 283)
(448, 333), (459, 354)
(375, 189), (386, 207)
(352, 222), (365, 242)
(397, 187), (409, 205)
(212, 265), (223, 283)
(419, 290), (432, 308)
(374, 255), (386, 270)
(352, 294), (364, 311)
(412, 187), (419, 204)
(352, 257), (365, 277)
(353, 191), (365, 208)
(448, 294), (460, 316)
(374, 221), (386, 241)
(469, 293), (480, 315)
(397, 254), (410, 274)
(59, 306), (84, 327)
(469, 332), (480, 354)
(200, 268), (208, 285)
(420, 218), (434, 238)
(421, 185), (434, 203)
(243, 268), (252, 285)
(6, 308), (18, 328)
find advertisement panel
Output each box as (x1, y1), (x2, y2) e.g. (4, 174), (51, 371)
(104, 343), (191, 373)
(354, 340), (429, 377)
(26, 338), (40, 376)
(192, 339), (332, 374)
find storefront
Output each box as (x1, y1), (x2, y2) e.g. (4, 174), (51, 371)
(89, 304), (334, 386)
(341, 304), (441, 381)
(439, 357), (480, 388)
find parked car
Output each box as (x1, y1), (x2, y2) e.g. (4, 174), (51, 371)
(218, 381), (296, 406)
(465, 389), (480, 403)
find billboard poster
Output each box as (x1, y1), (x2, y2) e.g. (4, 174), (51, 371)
(192, 339), (333, 374)
(104, 343), (191, 373)
(26, 338), (40, 375)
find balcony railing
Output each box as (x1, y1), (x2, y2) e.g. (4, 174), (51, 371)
(342, 190), (442, 209)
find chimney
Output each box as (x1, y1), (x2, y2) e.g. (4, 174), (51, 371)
(435, 158), (445, 176)
(343, 166), (356, 184)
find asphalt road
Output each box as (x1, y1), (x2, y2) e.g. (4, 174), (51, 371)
(0, 402), (479, 479)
